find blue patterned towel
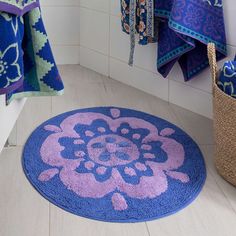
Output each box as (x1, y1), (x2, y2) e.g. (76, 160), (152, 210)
(121, 0), (227, 81)
(0, 0), (39, 15)
(218, 59), (236, 98)
(0, 7), (64, 104)
(155, 0), (227, 81)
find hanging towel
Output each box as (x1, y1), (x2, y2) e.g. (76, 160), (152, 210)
(0, 6), (64, 104)
(0, 0), (39, 16)
(121, 0), (157, 66)
(121, 0), (227, 81)
(155, 0), (227, 81)
(218, 58), (236, 99)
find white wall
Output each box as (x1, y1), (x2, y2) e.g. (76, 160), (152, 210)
(40, 0), (80, 64)
(40, 0), (236, 118)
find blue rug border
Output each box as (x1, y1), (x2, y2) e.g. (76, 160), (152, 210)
(22, 106), (207, 223)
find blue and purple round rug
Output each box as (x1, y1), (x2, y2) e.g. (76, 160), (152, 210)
(23, 107), (206, 222)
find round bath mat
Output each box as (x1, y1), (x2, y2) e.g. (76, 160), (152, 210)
(23, 107), (206, 222)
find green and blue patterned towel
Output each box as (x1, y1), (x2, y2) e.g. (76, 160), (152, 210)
(0, 2), (64, 104)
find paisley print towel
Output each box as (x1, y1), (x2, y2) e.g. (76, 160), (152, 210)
(0, 0), (39, 15)
(121, 0), (227, 81)
(121, 0), (157, 66)
(0, 7), (64, 104)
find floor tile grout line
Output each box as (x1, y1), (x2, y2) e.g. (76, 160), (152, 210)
(50, 96), (53, 118)
(204, 159), (236, 215)
(214, 180), (236, 215)
(108, 0), (111, 78)
(103, 80), (108, 93)
(167, 104), (182, 127)
(207, 165), (236, 215)
(200, 144), (236, 215)
(145, 222), (151, 236)
(49, 203), (51, 236)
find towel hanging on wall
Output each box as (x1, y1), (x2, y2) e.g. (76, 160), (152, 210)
(121, 0), (227, 81)
(0, 2), (64, 104)
(121, 0), (157, 66)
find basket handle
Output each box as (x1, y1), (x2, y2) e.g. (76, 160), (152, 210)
(207, 43), (218, 85)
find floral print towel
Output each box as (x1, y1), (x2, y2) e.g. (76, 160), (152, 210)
(121, 0), (227, 81)
(121, 0), (157, 65)
(0, 7), (64, 104)
(218, 59), (236, 98)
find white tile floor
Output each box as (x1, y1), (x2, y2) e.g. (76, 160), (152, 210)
(0, 65), (236, 236)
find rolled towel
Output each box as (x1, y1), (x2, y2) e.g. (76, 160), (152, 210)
(218, 59), (236, 98)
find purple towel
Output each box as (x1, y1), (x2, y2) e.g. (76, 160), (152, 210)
(155, 0), (227, 81)
(0, 0), (39, 16)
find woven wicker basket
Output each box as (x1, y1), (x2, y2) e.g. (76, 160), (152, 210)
(208, 43), (236, 186)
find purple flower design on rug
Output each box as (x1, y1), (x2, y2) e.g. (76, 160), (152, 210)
(39, 108), (190, 211)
